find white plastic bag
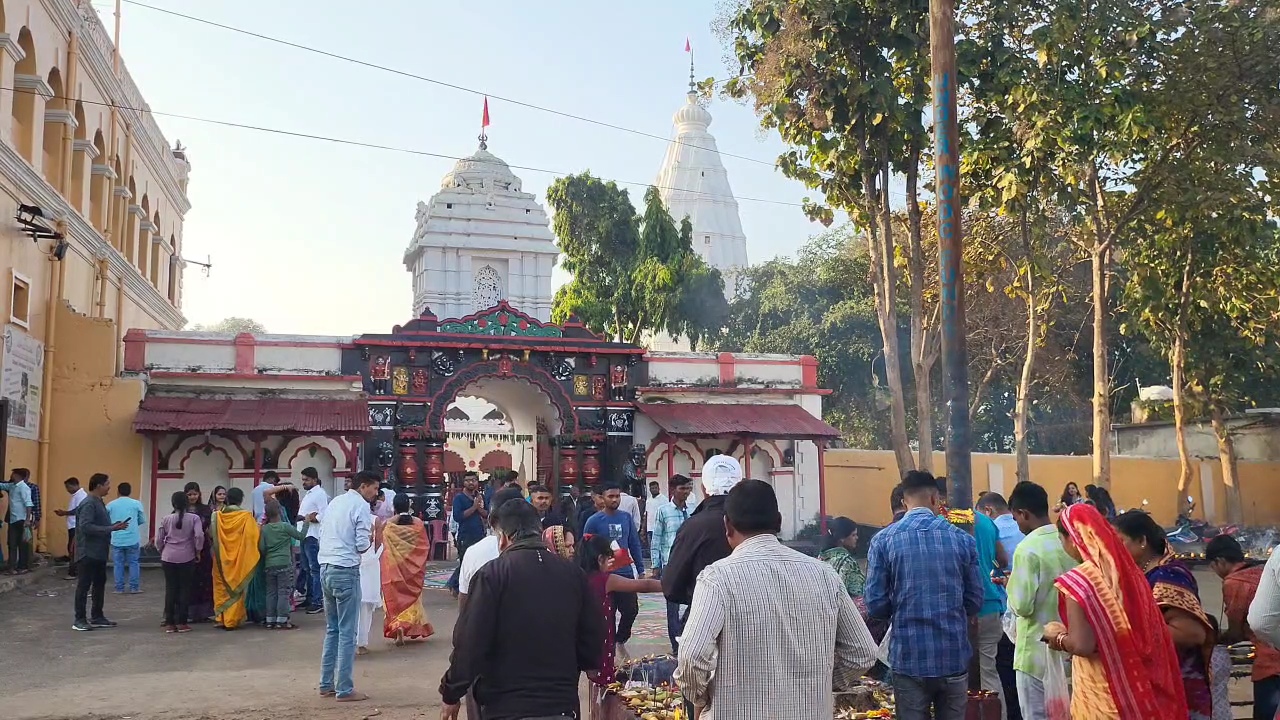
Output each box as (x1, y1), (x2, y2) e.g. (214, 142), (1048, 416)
(1043, 644), (1071, 720)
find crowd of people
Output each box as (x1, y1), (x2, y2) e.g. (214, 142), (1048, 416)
(10, 455), (1280, 720)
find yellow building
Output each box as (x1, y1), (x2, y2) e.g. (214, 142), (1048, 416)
(0, 0), (189, 554)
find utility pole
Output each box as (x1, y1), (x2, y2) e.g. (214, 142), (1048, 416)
(930, 0), (972, 511)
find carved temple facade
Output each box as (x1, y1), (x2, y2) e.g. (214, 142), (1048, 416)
(120, 302), (838, 538)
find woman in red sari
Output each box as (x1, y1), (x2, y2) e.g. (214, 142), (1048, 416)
(379, 495), (434, 646)
(1042, 503), (1187, 719)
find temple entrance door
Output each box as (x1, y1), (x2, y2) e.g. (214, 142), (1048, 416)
(417, 373), (575, 522)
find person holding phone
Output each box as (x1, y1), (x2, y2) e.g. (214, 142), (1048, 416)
(72, 473), (131, 632)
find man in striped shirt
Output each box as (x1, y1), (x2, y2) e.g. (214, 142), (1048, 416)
(676, 480), (876, 719)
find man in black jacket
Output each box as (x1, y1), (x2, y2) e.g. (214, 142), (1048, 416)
(529, 484), (566, 530)
(660, 455), (743, 631)
(439, 498), (604, 720)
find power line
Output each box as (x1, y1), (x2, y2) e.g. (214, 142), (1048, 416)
(1, 86), (808, 208)
(119, 0), (787, 172)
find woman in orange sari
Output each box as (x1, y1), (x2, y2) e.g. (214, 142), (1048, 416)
(379, 495), (434, 645)
(1042, 503), (1187, 719)
(212, 487), (261, 630)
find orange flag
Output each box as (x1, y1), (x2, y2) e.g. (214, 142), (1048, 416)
(482, 97), (490, 129)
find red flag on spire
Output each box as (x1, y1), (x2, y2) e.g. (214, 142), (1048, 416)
(685, 37), (691, 52)
(482, 97), (490, 129)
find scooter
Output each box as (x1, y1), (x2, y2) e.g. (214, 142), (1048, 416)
(1167, 496), (1202, 545)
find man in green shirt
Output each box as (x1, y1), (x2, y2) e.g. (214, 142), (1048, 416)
(1006, 481), (1077, 720)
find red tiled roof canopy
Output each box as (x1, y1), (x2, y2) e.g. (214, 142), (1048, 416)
(133, 396), (370, 434)
(637, 402), (841, 440)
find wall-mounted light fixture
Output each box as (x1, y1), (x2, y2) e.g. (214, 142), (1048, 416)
(15, 203), (70, 262)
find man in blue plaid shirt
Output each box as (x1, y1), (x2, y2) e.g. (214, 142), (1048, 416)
(865, 470), (983, 720)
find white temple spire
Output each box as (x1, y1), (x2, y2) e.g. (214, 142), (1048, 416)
(655, 55), (749, 301)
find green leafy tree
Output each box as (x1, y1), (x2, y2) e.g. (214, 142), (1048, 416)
(190, 317), (266, 333)
(549, 175), (727, 345)
(961, 0), (1280, 486)
(717, 226), (890, 447)
(721, 0), (931, 476)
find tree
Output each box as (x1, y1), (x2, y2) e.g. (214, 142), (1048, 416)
(721, 0), (930, 476)
(549, 175), (727, 345)
(1124, 167), (1280, 517)
(190, 317), (266, 334)
(717, 226), (891, 447)
(960, 0), (1280, 485)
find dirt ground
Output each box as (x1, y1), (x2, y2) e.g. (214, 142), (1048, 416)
(0, 565), (1249, 720)
(0, 567), (669, 720)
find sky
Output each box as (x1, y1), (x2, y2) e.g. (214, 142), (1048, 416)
(105, 0), (836, 335)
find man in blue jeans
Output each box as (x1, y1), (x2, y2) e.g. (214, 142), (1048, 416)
(297, 467), (329, 613)
(317, 470), (379, 702)
(106, 482), (145, 593)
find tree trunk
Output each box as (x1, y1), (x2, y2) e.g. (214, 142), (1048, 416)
(1090, 242), (1112, 487)
(1210, 403), (1244, 525)
(1014, 210), (1037, 485)
(613, 304), (625, 344)
(860, 133), (914, 477)
(1171, 249), (1194, 496)
(906, 150), (934, 472)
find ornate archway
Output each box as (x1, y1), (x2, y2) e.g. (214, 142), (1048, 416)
(425, 359), (578, 435)
(348, 301), (646, 520)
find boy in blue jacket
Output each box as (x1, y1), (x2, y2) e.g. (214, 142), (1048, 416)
(583, 481), (645, 658)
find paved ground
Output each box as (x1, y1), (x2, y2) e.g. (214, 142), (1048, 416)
(0, 566), (670, 720)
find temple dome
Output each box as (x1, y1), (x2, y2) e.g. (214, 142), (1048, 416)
(673, 92), (713, 129)
(441, 147), (522, 192)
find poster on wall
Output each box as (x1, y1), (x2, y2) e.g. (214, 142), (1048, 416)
(2, 324), (43, 440)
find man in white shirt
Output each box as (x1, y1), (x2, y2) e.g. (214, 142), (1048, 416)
(676, 480), (876, 719)
(619, 489), (642, 536)
(297, 467), (329, 614)
(55, 477), (89, 578)
(1248, 544), (1280, 649)
(645, 480), (669, 549)
(317, 470), (379, 703)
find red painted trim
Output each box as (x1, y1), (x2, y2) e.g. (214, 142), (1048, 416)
(253, 340), (347, 349)
(743, 437), (753, 479)
(801, 355), (819, 388)
(138, 335), (238, 346)
(570, 401), (636, 408)
(234, 334), (256, 374)
(123, 329), (147, 372)
(817, 441), (828, 534)
(283, 441), (341, 469)
(636, 386), (834, 396)
(148, 437), (160, 541)
(717, 352), (736, 385)
(252, 438), (263, 485)
(149, 371), (364, 382)
(355, 337), (643, 354)
(139, 334), (347, 349)
(666, 437), (674, 486)
(732, 358), (809, 367)
(643, 355), (720, 365)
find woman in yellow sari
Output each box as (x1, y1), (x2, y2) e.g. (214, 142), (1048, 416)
(212, 487), (261, 630)
(379, 495), (434, 646)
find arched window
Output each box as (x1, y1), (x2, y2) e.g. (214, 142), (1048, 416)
(69, 101), (88, 211)
(149, 211), (161, 286)
(42, 67), (65, 187)
(88, 130), (106, 230)
(11, 28), (37, 163)
(472, 265), (501, 311)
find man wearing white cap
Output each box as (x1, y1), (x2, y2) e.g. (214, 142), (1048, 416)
(660, 455), (743, 652)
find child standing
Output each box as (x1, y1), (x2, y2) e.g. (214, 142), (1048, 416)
(259, 499), (305, 629)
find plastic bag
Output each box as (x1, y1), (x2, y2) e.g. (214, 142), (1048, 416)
(1043, 645), (1071, 720)
(1002, 608), (1018, 643)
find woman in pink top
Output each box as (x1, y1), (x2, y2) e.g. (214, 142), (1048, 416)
(155, 491), (205, 633)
